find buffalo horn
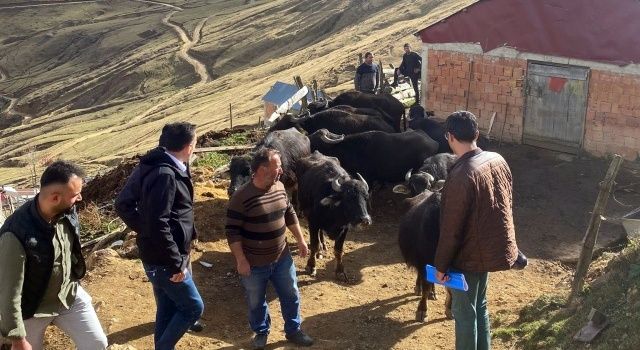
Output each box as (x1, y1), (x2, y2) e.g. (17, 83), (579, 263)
(405, 169), (412, 182)
(356, 173), (369, 192)
(320, 133), (345, 144)
(331, 178), (343, 192)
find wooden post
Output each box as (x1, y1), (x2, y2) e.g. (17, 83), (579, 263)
(294, 76), (308, 111)
(312, 80), (318, 101)
(358, 53), (363, 65)
(568, 154), (624, 305)
(465, 59), (474, 111)
(229, 103), (233, 129)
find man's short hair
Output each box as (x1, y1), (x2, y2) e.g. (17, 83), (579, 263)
(159, 122), (197, 152)
(403, 43), (411, 48)
(445, 111), (479, 143)
(250, 148), (280, 173)
(364, 52), (373, 59)
(40, 160), (85, 188)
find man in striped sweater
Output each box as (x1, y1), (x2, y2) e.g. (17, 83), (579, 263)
(226, 148), (313, 350)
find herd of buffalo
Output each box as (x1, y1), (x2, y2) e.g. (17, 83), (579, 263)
(225, 91), (490, 322)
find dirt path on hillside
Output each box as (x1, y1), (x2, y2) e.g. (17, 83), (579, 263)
(40, 0), (213, 158)
(0, 0), (97, 10)
(0, 65), (32, 123)
(162, 11), (212, 83)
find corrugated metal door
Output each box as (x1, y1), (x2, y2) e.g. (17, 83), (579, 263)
(523, 62), (589, 154)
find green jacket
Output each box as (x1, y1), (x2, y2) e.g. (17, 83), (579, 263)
(0, 198), (83, 339)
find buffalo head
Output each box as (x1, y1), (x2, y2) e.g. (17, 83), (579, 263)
(320, 173), (371, 228)
(393, 169), (445, 196)
(308, 99), (330, 114)
(268, 112), (310, 133)
(228, 154), (253, 197)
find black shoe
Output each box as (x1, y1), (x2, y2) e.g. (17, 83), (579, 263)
(512, 250), (528, 270)
(286, 330), (314, 347)
(189, 320), (204, 333)
(253, 333), (268, 350)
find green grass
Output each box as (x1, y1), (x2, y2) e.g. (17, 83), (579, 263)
(494, 239), (640, 350)
(193, 152), (230, 169)
(218, 132), (250, 146)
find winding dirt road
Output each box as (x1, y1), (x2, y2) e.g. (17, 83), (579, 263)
(2, 0), (213, 158)
(162, 11), (211, 83)
(0, 66), (31, 122)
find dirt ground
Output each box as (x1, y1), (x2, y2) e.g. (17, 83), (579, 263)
(40, 142), (639, 350)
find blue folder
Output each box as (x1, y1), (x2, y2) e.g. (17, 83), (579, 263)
(425, 264), (469, 291)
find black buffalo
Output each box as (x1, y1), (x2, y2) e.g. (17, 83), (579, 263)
(296, 151), (372, 280)
(408, 105), (489, 152)
(269, 108), (395, 135)
(307, 129), (439, 185)
(308, 91), (405, 131)
(398, 190), (452, 322)
(227, 127), (310, 196)
(393, 153), (457, 197)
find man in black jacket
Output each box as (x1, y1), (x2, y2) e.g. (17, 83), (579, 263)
(399, 43), (422, 104)
(115, 122), (204, 350)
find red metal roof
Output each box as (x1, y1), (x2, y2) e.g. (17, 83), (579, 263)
(416, 0), (640, 66)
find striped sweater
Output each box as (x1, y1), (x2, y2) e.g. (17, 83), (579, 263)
(226, 181), (298, 266)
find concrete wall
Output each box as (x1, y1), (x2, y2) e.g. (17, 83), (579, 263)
(421, 43), (640, 161)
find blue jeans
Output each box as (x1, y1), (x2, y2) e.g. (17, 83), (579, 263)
(143, 264), (204, 350)
(240, 252), (302, 336)
(450, 271), (490, 350)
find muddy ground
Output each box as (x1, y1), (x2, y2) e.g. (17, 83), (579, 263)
(42, 142), (639, 349)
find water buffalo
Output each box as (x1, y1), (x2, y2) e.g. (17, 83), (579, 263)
(296, 151), (372, 280)
(307, 129), (439, 185)
(393, 153), (457, 197)
(227, 128), (310, 197)
(398, 190), (452, 322)
(269, 108), (395, 135)
(408, 105), (489, 152)
(309, 91), (405, 131)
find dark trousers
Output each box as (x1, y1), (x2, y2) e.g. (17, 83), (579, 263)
(143, 264), (204, 350)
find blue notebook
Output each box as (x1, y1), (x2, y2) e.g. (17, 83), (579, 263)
(425, 264), (469, 291)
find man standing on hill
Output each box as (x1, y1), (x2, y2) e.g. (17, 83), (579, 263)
(0, 161), (108, 350)
(226, 148), (313, 350)
(354, 52), (380, 94)
(399, 43), (422, 104)
(435, 111), (523, 350)
(115, 122), (204, 350)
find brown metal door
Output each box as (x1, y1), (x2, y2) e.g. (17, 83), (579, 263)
(523, 62), (589, 154)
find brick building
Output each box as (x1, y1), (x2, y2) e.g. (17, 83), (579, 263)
(416, 0), (640, 161)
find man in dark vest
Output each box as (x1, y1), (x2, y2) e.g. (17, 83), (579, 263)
(0, 161), (108, 350)
(115, 122), (204, 350)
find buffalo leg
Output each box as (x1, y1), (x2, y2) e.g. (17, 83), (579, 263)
(444, 287), (453, 320)
(317, 230), (327, 259)
(414, 274), (422, 296)
(428, 282), (437, 300)
(305, 223), (320, 277)
(333, 228), (349, 281)
(416, 271), (429, 322)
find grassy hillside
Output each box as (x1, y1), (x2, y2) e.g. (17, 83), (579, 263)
(0, 0), (475, 185)
(494, 238), (640, 350)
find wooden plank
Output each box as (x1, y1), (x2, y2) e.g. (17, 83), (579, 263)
(529, 62), (589, 80)
(193, 145), (253, 153)
(569, 155), (624, 305)
(293, 76), (308, 111)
